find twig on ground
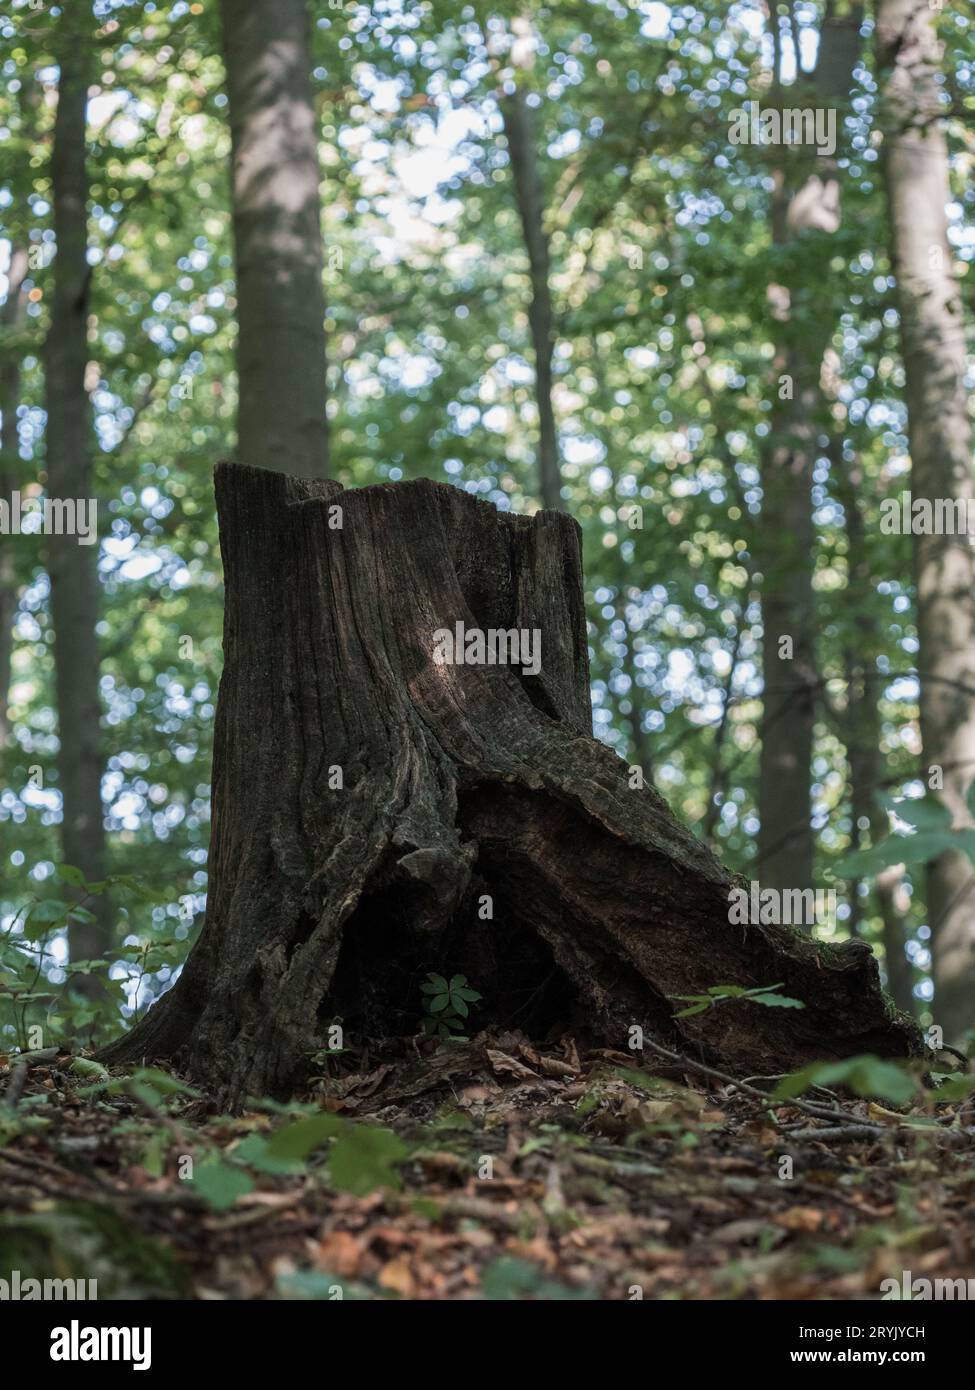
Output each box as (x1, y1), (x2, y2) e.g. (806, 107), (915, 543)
(639, 1037), (884, 1129)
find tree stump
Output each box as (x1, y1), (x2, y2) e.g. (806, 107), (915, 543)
(100, 463), (919, 1105)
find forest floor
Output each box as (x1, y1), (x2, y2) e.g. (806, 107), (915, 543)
(1, 1033), (974, 1301)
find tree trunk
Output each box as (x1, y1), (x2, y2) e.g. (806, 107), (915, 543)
(877, 0), (975, 1045)
(218, 0), (329, 479)
(498, 18), (563, 512)
(756, 4), (863, 901)
(101, 464), (918, 1106)
(44, 28), (111, 972)
(846, 650), (916, 1014)
(0, 244), (28, 748)
(841, 453), (915, 1015)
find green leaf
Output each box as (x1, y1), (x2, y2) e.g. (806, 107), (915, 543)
(613, 1068), (670, 1095)
(328, 1124), (408, 1196)
(774, 1055), (917, 1107)
(429, 993), (450, 1013)
(673, 999), (711, 1018)
(834, 840), (915, 878)
(141, 1132), (165, 1179)
(266, 1111), (342, 1162)
(275, 1270), (351, 1300)
(836, 825), (975, 879)
(747, 992), (805, 1010)
(895, 830), (975, 867)
(58, 865), (88, 888)
(884, 795), (951, 834)
(931, 1073), (975, 1102)
(232, 1133), (301, 1175)
(127, 1082), (162, 1109)
(24, 900), (69, 938)
(480, 1256), (596, 1301)
(193, 1160), (254, 1211)
(69, 1057), (110, 1082)
(125, 1068), (199, 1099)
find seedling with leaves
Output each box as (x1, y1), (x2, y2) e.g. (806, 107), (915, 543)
(671, 982), (804, 1019)
(420, 972), (481, 1038)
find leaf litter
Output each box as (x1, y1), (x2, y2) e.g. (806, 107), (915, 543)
(1, 1030), (973, 1300)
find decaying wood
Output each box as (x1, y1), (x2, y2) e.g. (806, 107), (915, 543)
(100, 463), (919, 1105)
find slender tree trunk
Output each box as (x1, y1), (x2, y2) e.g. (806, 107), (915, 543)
(0, 245), (28, 747)
(218, 0), (329, 479)
(498, 18), (563, 511)
(877, 0), (975, 1044)
(756, 3), (863, 902)
(101, 464), (918, 1107)
(756, 320), (818, 898)
(44, 27), (110, 972)
(592, 349), (654, 779)
(842, 456), (914, 1013)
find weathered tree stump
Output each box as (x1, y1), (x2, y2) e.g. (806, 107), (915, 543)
(101, 463), (919, 1104)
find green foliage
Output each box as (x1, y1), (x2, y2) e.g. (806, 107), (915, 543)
(834, 789), (975, 879)
(480, 1256), (597, 1301)
(0, 872), (190, 1054)
(68, 1056), (109, 1082)
(0, 1202), (189, 1298)
(672, 982), (805, 1019)
(328, 1123), (409, 1196)
(264, 1111), (344, 1163)
(420, 972), (481, 1038)
(273, 1270), (368, 1300)
(928, 1072), (975, 1102)
(187, 1107), (408, 1209)
(773, 1055), (918, 1107)
(193, 1160), (254, 1212)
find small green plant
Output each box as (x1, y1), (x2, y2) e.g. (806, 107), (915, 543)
(671, 982), (804, 1019)
(773, 1054), (918, 1106)
(420, 972), (481, 1038)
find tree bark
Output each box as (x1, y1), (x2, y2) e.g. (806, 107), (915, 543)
(877, 0), (975, 1044)
(498, 18), (563, 512)
(841, 453), (914, 1015)
(0, 244), (28, 748)
(101, 464), (918, 1106)
(756, 4), (863, 901)
(44, 27), (110, 972)
(218, 0), (329, 479)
